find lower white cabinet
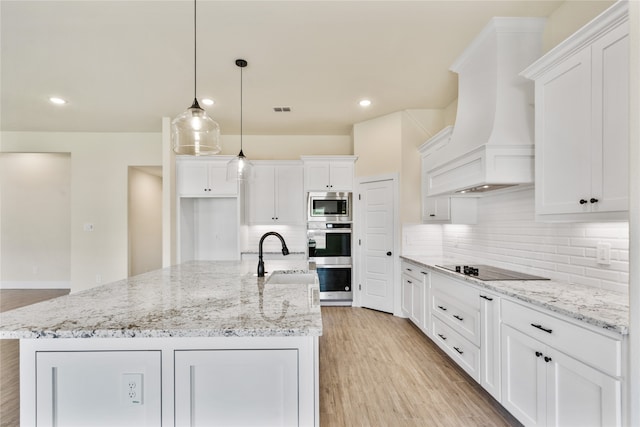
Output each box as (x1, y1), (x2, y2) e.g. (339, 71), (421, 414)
(174, 349), (299, 427)
(36, 351), (162, 427)
(501, 325), (621, 427)
(400, 260), (429, 333)
(479, 290), (501, 402)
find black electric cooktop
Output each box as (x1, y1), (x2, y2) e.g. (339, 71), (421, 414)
(437, 265), (549, 281)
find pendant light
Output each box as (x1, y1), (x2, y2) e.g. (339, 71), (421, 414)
(228, 58), (252, 181)
(171, 0), (221, 156)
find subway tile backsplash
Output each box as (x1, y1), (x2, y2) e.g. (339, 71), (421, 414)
(404, 188), (629, 294)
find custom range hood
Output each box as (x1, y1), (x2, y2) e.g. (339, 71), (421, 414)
(424, 17), (546, 196)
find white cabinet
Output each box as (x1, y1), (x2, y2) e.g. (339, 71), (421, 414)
(400, 260), (429, 333)
(501, 299), (622, 427)
(246, 162), (304, 225)
(301, 156), (356, 191)
(177, 157), (238, 196)
(36, 351), (162, 427)
(521, 3), (629, 220)
(430, 272), (481, 380)
(422, 197), (477, 224)
(479, 290), (501, 402)
(174, 349), (299, 426)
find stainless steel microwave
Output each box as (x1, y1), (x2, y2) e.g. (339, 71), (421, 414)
(307, 192), (352, 222)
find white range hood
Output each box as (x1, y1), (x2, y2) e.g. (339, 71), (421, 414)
(424, 17), (546, 196)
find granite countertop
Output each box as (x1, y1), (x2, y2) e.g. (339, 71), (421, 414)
(401, 255), (629, 335)
(0, 260), (322, 339)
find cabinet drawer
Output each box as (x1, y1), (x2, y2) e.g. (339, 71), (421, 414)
(431, 273), (480, 309)
(432, 290), (480, 346)
(501, 299), (622, 376)
(432, 316), (480, 381)
(401, 262), (424, 283)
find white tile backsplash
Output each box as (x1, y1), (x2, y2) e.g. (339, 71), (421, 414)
(404, 188), (629, 294)
(243, 224), (307, 253)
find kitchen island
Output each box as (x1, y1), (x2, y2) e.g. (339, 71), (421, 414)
(0, 260), (322, 427)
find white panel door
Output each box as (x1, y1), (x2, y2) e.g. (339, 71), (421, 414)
(174, 349), (299, 427)
(359, 179), (394, 313)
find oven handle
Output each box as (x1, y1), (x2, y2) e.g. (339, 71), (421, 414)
(307, 229), (352, 234)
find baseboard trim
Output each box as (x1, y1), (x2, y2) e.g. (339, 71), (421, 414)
(0, 281), (71, 290)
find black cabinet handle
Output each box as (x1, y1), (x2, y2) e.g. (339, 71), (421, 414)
(531, 323), (553, 334)
(437, 305), (447, 311)
(437, 333), (447, 341)
(407, 268), (413, 272)
(386, 252), (392, 256)
(407, 280), (412, 284)
(544, 356), (552, 363)
(579, 199), (588, 205)
(480, 295), (493, 301)
(454, 347), (464, 355)
(535, 351), (543, 358)
(429, 214), (436, 217)
(453, 315), (464, 321)
(590, 198), (599, 203)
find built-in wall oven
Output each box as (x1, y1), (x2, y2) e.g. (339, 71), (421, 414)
(307, 222), (352, 303)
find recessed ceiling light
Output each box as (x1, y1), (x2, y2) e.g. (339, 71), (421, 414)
(49, 97), (67, 105)
(201, 98), (214, 106)
(359, 99), (372, 107)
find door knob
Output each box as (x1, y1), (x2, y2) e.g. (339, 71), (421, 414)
(386, 251), (392, 256)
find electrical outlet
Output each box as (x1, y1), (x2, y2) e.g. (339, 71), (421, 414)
(596, 242), (611, 265)
(123, 373), (143, 405)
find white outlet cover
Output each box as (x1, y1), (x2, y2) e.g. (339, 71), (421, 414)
(123, 373), (143, 405)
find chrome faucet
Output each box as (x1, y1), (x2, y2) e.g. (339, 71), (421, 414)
(257, 232), (290, 277)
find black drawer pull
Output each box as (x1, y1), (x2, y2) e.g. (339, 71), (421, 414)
(437, 305), (447, 311)
(429, 214), (436, 217)
(453, 315), (464, 321)
(407, 280), (412, 284)
(453, 347), (464, 355)
(531, 323), (553, 334)
(535, 351), (543, 358)
(480, 295), (493, 301)
(544, 356), (552, 363)
(437, 333), (447, 341)
(407, 268), (413, 272)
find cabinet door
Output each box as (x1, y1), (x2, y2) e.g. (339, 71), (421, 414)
(546, 349), (622, 427)
(178, 162), (210, 196)
(304, 162), (331, 190)
(410, 276), (425, 329)
(174, 349), (299, 427)
(36, 351), (162, 427)
(590, 22), (629, 214)
(329, 162), (354, 191)
(401, 274), (413, 318)
(274, 165), (304, 224)
(247, 165), (276, 224)
(535, 48), (592, 215)
(479, 291), (501, 402)
(207, 164), (238, 195)
(501, 325), (546, 427)
(423, 197), (450, 222)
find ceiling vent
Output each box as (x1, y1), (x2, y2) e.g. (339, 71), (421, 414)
(273, 106), (291, 112)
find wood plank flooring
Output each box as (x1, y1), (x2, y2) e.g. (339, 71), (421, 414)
(0, 291), (519, 426)
(319, 307), (520, 427)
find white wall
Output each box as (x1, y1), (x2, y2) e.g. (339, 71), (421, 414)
(1, 132), (162, 292)
(128, 167), (162, 277)
(0, 153), (71, 288)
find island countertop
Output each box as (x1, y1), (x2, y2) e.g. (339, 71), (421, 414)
(0, 260), (322, 339)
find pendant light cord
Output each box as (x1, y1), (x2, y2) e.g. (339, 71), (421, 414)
(193, 0), (197, 100)
(240, 63), (243, 150)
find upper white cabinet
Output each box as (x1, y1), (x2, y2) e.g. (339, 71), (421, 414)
(301, 156), (357, 192)
(177, 157), (238, 196)
(246, 161), (304, 225)
(521, 2), (629, 221)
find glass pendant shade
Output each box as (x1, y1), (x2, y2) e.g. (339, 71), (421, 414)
(172, 98), (222, 155)
(227, 149), (252, 182)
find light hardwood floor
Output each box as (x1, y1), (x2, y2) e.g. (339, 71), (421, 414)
(0, 291), (519, 426)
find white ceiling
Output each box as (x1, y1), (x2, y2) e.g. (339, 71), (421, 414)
(1, 0), (566, 136)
